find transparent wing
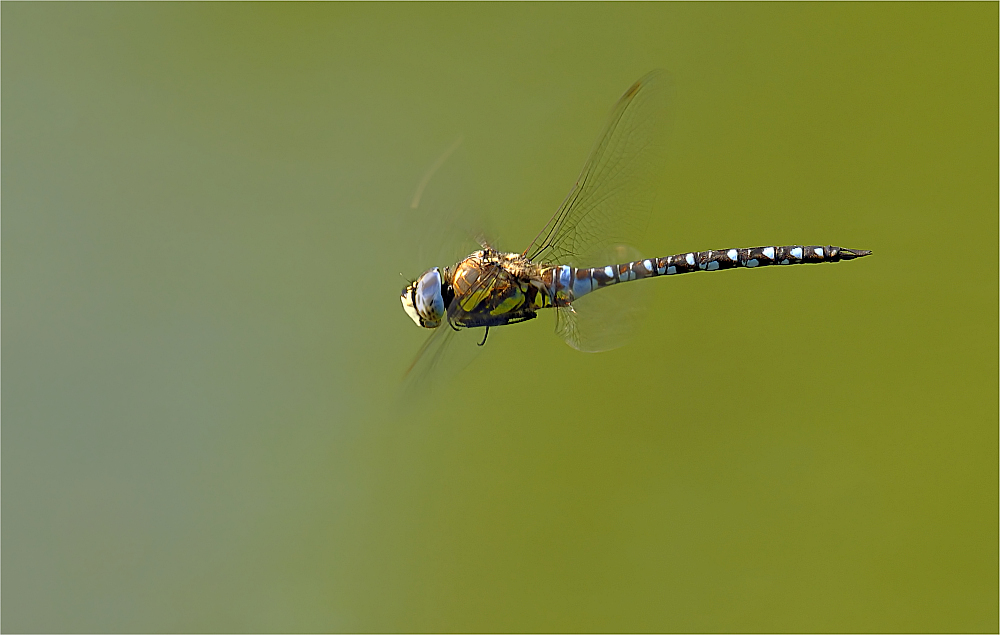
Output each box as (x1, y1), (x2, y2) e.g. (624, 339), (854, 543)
(400, 318), (484, 401)
(399, 262), (506, 400)
(525, 70), (671, 267)
(395, 139), (486, 277)
(396, 142), (499, 400)
(553, 244), (649, 352)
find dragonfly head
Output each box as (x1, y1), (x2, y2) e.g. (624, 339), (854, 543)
(401, 267), (446, 328)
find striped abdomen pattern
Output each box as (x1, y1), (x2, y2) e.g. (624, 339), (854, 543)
(544, 245), (871, 302)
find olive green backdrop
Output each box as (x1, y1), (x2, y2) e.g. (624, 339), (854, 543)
(3, 3), (997, 632)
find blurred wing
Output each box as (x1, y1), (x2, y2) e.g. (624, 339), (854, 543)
(400, 263), (506, 400)
(400, 319), (483, 401)
(525, 71), (671, 267)
(396, 140), (486, 276)
(553, 244), (649, 352)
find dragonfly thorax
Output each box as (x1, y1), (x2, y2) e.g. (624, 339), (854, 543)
(401, 249), (548, 330)
(451, 249), (537, 291)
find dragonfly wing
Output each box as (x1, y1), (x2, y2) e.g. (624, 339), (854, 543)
(400, 262), (506, 399)
(401, 318), (484, 401)
(553, 244), (649, 352)
(396, 140), (489, 276)
(525, 70), (672, 267)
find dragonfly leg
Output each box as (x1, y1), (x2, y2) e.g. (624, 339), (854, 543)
(478, 327), (489, 347)
(457, 309), (538, 329)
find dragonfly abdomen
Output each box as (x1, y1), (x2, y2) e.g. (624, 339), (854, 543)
(549, 245), (871, 302)
(656, 245), (871, 275)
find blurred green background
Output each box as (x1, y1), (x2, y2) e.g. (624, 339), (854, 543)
(3, 3), (996, 632)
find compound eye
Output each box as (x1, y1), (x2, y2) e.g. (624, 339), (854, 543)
(413, 268), (445, 327)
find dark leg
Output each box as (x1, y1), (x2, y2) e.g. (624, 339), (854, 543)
(460, 310), (538, 329)
(478, 327), (490, 346)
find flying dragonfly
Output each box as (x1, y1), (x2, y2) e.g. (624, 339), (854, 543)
(400, 71), (871, 377)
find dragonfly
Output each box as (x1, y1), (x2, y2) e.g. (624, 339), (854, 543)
(400, 71), (871, 378)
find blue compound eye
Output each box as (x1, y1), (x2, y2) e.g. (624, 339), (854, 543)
(400, 267), (444, 328)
